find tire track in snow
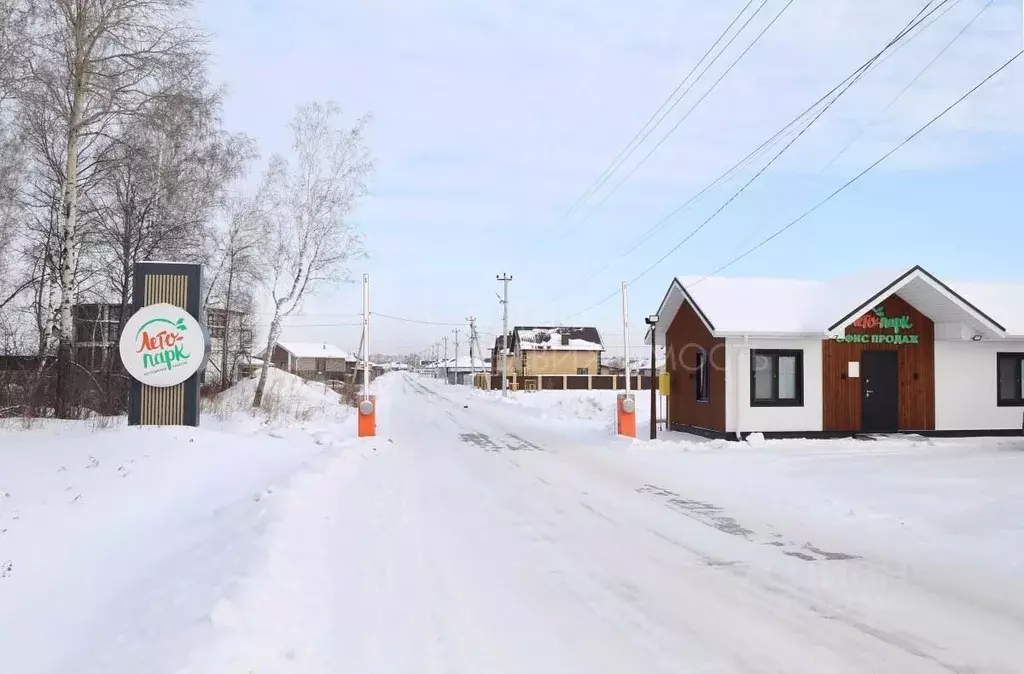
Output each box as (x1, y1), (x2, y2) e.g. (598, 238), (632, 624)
(402, 374), (1024, 673)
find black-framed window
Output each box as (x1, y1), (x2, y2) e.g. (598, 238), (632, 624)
(751, 349), (803, 407)
(577, 367), (589, 375)
(996, 353), (1024, 406)
(695, 348), (709, 402)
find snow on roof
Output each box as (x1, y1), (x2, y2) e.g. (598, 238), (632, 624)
(276, 342), (357, 361)
(514, 326), (604, 351)
(666, 268), (1024, 337)
(945, 281), (1024, 335)
(441, 356), (486, 370)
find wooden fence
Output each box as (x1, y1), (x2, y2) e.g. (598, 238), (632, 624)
(473, 373), (653, 391)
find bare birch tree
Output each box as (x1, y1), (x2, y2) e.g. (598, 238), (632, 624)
(0, 0), (27, 312)
(203, 187), (270, 388)
(252, 102), (372, 408)
(21, 0), (205, 415)
(91, 83), (255, 342)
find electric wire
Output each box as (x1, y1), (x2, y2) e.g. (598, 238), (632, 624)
(552, 0), (797, 243)
(556, 0), (759, 224)
(521, 0), (780, 259)
(543, 0), (959, 309)
(563, 0), (960, 318)
(687, 49), (1023, 288)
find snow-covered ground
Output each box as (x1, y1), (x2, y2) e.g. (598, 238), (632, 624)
(464, 382), (658, 437)
(2, 371), (1023, 673)
(0, 371), (357, 674)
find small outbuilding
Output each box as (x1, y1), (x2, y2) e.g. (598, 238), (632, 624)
(647, 265), (1024, 439)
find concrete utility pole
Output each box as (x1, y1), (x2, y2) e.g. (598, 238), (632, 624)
(466, 316), (477, 378)
(622, 281), (631, 396)
(453, 328), (460, 385)
(496, 273), (512, 396)
(362, 274), (371, 399)
(442, 336), (449, 384)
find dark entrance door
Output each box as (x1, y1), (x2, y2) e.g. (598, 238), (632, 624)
(861, 350), (899, 433)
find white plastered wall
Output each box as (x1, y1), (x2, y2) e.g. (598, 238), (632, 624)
(935, 338), (1024, 431)
(725, 337), (824, 435)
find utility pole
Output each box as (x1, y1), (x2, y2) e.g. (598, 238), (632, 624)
(362, 273), (371, 399)
(442, 336), (449, 384)
(496, 273), (512, 396)
(622, 281), (631, 396)
(466, 316), (477, 379)
(453, 328), (460, 385)
(645, 314), (659, 440)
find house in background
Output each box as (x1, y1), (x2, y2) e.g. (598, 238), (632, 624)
(648, 265), (1024, 440)
(490, 333), (514, 376)
(264, 342), (357, 379)
(71, 303), (125, 372)
(443, 355), (487, 385)
(510, 326), (604, 376)
(202, 306), (253, 385)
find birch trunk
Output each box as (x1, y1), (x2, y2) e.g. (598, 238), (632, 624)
(252, 310), (282, 408)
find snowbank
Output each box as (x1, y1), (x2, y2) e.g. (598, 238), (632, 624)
(0, 417), (357, 674)
(471, 386), (654, 426)
(204, 368), (352, 429)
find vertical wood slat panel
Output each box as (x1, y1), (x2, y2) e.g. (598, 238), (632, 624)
(822, 295), (935, 432)
(140, 274), (188, 425)
(665, 300), (726, 432)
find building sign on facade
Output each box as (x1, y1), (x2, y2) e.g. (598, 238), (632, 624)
(120, 303), (206, 387)
(835, 306), (919, 345)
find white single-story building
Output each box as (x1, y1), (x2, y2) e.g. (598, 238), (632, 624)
(647, 265), (1024, 439)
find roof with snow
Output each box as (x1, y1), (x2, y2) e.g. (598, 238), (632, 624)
(512, 326), (604, 352)
(492, 333), (512, 355)
(437, 356), (487, 370)
(275, 342), (357, 361)
(648, 266), (1024, 341)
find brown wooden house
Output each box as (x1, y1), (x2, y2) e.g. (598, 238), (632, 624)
(647, 266), (1024, 439)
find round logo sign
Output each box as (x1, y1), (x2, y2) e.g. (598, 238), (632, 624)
(119, 303), (206, 387)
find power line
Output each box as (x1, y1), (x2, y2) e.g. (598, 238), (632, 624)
(370, 312), (468, 327)
(544, 0), (956, 315)
(688, 48), (1022, 286)
(563, 0), (958, 319)
(277, 322), (364, 328)
(520, 0), (776, 260)
(551, 0), (797, 243)
(558, 0), (760, 224)
(820, 0), (983, 171)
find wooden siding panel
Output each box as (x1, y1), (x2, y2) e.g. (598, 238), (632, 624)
(665, 300), (726, 432)
(822, 294), (935, 432)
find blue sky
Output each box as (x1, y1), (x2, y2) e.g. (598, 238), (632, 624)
(196, 0), (1023, 358)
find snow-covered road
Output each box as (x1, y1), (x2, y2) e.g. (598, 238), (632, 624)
(4, 371), (1023, 673)
(188, 373), (1024, 673)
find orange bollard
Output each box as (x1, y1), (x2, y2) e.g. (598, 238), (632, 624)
(357, 395), (376, 437)
(616, 393), (636, 438)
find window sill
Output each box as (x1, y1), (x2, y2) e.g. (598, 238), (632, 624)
(996, 400), (1024, 407)
(750, 400), (804, 408)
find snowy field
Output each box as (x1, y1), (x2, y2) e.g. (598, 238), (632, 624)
(2, 371), (1023, 673)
